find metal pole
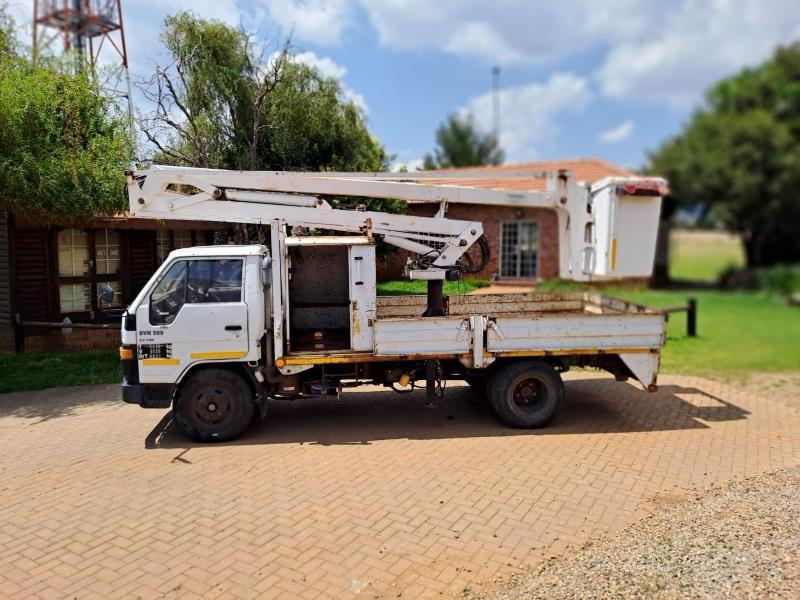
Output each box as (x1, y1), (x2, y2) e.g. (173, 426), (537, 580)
(492, 66), (501, 146)
(424, 280), (444, 317)
(32, 0), (38, 61)
(687, 298), (697, 337)
(116, 0), (137, 157)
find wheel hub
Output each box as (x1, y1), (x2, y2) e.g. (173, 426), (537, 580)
(513, 378), (546, 410)
(195, 390), (230, 425)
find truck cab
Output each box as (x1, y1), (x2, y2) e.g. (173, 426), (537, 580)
(121, 245), (267, 411)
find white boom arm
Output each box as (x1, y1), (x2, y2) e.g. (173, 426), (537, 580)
(126, 166), (665, 280)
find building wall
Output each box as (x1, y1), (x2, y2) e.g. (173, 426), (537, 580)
(380, 203), (559, 282)
(8, 218), (227, 354)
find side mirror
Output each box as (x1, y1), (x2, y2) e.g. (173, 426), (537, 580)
(98, 283), (115, 305)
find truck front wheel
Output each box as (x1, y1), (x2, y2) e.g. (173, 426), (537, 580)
(174, 369), (254, 442)
(488, 361), (563, 428)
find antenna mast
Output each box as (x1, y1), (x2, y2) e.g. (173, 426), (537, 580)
(32, 1), (135, 147)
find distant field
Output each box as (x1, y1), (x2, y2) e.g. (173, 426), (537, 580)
(670, 229), (745, 282)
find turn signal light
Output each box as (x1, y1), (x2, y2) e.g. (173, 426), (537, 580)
(119, 347), (134, 360)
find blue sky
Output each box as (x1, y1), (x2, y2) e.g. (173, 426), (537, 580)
(11, 0), (800, 170)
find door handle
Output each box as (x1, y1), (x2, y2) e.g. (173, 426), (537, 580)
(225, 325), (242, 331)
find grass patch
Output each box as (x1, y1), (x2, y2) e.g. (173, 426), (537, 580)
(670, 229), (745, 282)
(0, 351), (120, 393)
(377, 278), (490, 296)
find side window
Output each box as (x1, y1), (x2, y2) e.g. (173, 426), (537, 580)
(187, 260), (243, 303)
(149, 261), (188, 325)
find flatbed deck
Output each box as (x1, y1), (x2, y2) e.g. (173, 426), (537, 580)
(282, 292), (665, 389)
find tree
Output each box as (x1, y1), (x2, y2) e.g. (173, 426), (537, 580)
(648, 42), (800, 267)
(0, 7), (132, 223)
(140, 11), (387, 173)
(423, 113), (504, 170)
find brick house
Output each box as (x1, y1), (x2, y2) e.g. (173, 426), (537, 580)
(381, 158), (635, 281)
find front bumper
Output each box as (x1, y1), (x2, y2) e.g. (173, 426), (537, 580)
(122, 379), (143, 404)
(122, 379), (175, 409)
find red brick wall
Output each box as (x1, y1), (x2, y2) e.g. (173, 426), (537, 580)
(380, 203), (559, 281)
(23, 328), (119, 353)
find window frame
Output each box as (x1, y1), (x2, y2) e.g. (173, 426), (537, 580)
(499, 220), (540, 279)
(55, 228), (124, 319)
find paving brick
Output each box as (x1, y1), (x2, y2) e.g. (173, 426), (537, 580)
(1, 374), (799, 598)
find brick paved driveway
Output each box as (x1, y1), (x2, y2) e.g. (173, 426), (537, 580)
(2, 374), (800, 599)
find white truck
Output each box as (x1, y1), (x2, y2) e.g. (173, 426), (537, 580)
(117, 166), (667, 442)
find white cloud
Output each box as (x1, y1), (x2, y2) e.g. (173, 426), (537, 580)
(465, 72), (591, 161)
(598, 120), (634, 143)
(293, 51), (347, 79)
(596, 0), (800, 107)
(358, 0), (800, 107)
(292, 51), (368, 112)
(260, 0), (348, 46)
(358, 0), (656, 65)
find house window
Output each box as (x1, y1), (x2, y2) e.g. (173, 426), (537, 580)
(156, 230), (171, 264)
(56, 228), (124, 315)
(174, 230), (193, 249)
(57, 229), (90, 277)
(500, 221), (539, 278)
(59, 283), (91, 313)
(156, 229), (208, 264)
(95, 230), (121, 275)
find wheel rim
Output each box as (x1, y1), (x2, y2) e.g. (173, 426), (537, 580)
(512, 377), (548, 413)
(191, 387), (234, 426)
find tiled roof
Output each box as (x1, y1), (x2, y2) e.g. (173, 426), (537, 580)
(412, 157), (636, 199)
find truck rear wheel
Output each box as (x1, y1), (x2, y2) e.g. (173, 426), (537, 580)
(488, 361), (563, 428)
(174, 369), (254, 442)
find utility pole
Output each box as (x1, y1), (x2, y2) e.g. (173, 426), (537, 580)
(492, 65), (501, 147)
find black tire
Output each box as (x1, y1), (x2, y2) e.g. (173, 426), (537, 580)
(173, 368), (254, 442)
(488, 361), (563, 428)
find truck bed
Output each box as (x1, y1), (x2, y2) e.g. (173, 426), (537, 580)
(373, 291), (664, 356)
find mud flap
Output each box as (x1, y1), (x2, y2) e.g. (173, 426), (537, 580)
(618, 352), (659, 391)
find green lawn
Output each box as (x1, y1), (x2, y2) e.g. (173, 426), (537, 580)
(670, 229), (745, 282)
(0, 351), (120, 393)
(377, 278), (490, 296)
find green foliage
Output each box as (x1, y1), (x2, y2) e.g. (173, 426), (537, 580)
(0, 351), (120, 393)
(0, 55), (132, 223)
(760, 264), (800, 300)
(648, 42), (800, 267)
(260, 62), (387, 171)
(376, 278), (489, 296)
(143, 11), (387, 173)
(424, 113), (504, 169)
